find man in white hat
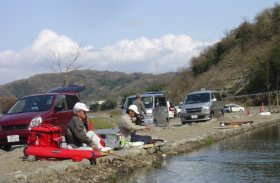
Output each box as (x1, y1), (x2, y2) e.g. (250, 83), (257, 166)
(65, 102), (103, 150)
(119, 104), (151, 143)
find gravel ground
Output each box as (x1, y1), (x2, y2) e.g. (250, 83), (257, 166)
(1, 112), (280, 183)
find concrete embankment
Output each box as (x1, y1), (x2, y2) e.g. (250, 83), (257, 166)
(3, 113), (280, 183)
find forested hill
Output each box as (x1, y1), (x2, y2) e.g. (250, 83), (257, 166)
(168, 4), (280, 104)
(0, 70), (175, 102)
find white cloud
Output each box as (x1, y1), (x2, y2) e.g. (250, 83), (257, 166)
(0, 29), (216, 85)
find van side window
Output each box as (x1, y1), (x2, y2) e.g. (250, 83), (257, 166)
(211, 93), (216, 100)
(55, 95), (67, 112)
(142, 97), (153, 108)
(213, 93), (222, 101)
(156, 97), (167, 107)
(66, 95), (80, 110)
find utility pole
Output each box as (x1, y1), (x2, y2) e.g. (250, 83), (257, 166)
(155, 60), (158, 75)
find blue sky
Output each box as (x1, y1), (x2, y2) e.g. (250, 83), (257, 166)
(0, 0), (279, 85)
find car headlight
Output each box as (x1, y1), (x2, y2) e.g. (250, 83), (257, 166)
(29, 116), (42, 130)
(202, 106), (210, 113)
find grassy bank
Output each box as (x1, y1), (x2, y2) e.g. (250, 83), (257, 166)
(88, 108), (122, 129)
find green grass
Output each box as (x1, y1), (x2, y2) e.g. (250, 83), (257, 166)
(109, 175), (117, 183)
(88, 116), (114, 129)
(204, 139), (214, 146)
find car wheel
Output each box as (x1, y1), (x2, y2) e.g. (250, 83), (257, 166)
(177, 112), (180, 118)
(210, 112), (215, 119)
(153, 119), (157, 126)
(239, 109), (244, 112)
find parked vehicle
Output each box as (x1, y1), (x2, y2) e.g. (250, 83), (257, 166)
(180, 90), (224, 125)
(223, 105), (232, 113)
(0, 85), (83, 151)
(122, 92), (168, 127)
(174, 106), (182, 117)
(224, 103), (245, 113)
(167, 101), (175, 119)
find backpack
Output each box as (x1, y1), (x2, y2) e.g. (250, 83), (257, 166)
(28, 124), (62, 148)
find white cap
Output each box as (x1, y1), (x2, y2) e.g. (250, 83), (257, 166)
(128, 105), (139, 114)
(73, 102), (89, 112)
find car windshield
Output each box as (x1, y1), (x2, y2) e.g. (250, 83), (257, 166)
(185, 93), (210, 104)
(126, 96), (154, 109)
(8, 95), (54, 114)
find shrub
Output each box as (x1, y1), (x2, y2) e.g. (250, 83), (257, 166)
(109, 108), (122, 116)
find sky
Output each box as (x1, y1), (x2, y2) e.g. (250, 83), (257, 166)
(0, 0), (279, 85)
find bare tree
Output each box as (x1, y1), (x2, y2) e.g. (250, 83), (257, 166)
(50, 42), (85, 86)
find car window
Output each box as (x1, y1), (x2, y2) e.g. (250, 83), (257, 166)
(66, 95), (80, 110)
(54, 95), (67, 111)
(8, 95), (54, 114)
(142, 97), (153, 108)
(156, 97), (166, 107)
(125, 97), (136, 109)
(213, 93), (222, 101)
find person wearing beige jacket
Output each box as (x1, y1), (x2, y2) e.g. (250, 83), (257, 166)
(119, 105), (151, 143)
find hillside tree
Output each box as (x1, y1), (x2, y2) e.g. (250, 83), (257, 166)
(50, 41), (85, 86)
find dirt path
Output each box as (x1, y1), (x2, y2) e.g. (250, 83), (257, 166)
(1, 112), (279, 182)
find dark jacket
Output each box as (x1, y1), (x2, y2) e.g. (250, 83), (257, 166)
(65, 116), (94, 148)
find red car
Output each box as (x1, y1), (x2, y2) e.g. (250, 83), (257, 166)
(0, 85), (83, 151)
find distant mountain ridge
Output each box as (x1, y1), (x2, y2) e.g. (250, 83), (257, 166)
(0, 70), (176, 103)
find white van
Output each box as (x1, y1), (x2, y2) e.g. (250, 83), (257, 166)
(122, 92), (169, 127)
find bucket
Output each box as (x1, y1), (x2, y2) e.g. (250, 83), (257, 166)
(115, 133), (126, 149)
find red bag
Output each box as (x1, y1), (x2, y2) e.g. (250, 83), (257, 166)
(24, 146), (101, 163)
(28, 124), (62, 148)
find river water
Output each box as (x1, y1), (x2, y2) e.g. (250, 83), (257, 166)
(117, 122), (280, 183)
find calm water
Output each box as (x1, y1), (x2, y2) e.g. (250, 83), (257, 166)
(117, 122), (280, 183)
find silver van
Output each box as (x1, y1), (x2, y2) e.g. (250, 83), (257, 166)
(122, 92), (169, 127)
(180, 90), (224, 125)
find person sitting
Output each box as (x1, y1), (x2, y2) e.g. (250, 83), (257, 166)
(65, 102), (103, 151)
(119, 104), (151, 144)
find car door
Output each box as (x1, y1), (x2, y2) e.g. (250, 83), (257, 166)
(210, 92), (218, 116)
(153, 96), (168, 127)
(231, 104), (239, 112)
(212, 92), (224, 117)
(52, 95), (73, 134)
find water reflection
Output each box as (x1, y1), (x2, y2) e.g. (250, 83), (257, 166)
(117, 122), (280, 183)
